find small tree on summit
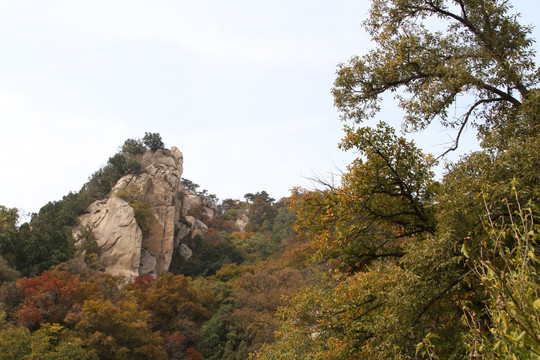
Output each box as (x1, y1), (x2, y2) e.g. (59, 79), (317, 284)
(122, 138), (146, 155)
(143, 132), (164, 151)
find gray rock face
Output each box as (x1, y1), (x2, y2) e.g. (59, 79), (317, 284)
(73, 146), (215, 280)
(179, 243), (193, 261)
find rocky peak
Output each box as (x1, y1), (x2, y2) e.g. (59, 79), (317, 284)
(73, 146), (215, 280)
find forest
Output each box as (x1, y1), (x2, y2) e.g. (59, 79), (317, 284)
(1, 0), (539, 359)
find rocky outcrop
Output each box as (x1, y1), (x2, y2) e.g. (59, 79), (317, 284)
(75, 196), (142, 278)
(73, 146), (215, 280)
(235, 211), (250, 232)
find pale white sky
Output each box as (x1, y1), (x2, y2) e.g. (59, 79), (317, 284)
(0, 1), (538, 214)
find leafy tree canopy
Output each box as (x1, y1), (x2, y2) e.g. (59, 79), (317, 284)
(121, 138), (146, 155)
(244, 191), (275, 205)
(333, 0), (539, 154)
(143, 132), (165, 151)
(259, 1), (540, 359)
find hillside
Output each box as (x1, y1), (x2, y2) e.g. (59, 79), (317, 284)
(1, 1), (539, 359)
(0, 133), (308, 359)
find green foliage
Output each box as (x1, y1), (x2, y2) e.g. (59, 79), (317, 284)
(0, 316), (97, 360)
(11, 194), (83, 275)
(258, 1), (539, 358)
(0, 256), (20, 284)
(198, 304), (232, 360)
(0, 206), (19, 268)
(233, 232), (278, 260)
(271, 207), (296, 244)
(463, 196), (540, 358)
(244, 191), (275, 204)
(116, 187), (156, 236)
(75, 225), (100, 269)
(121, 138), (146, 155)
(83, 153), (141, 202)
(333, 0), (537, 142)
(173, 231), (245, 277)
(143, 132), (164, 151)
(182, 178), (200, 193)
(293, 122), (437, 272)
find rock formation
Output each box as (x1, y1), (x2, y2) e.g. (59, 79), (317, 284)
(235, 211), (250, 232)
(73, 146), (216, 280)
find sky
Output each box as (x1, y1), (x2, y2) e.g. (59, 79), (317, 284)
(0, 1), (538, 215)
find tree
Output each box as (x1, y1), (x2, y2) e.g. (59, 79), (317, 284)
(293, 123), (437, 272)
(332, 0), (538, 155)
(262, 128), (465, 358)
(462, 195), (540, 358)
(271, 207), (296, 244)
(75, 299), (167, 360)
(14, 196), (81, 275)
(258, 1), (539, 358)
(136, 273), (213, 337)
(198, 304), (231, 360)
(244, 191), (275, 205)
(143, 132), (164, 151)
(121, 138), (146, 155)
(14, 270), (77, 329)
(173, 231), (245, 277)
(0, 316), (97, 360)
(0, 206), (20, 269)
(246, 198), (278, 233)
(181, 178), (200, 193)
(0, 255), (19, 284)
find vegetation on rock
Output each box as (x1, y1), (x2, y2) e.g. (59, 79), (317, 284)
(0, 1), (538, 358)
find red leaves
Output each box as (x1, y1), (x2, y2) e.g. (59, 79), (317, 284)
(133, 274), (156, 289)
(185, 347), (204, 360)
(14, 303), (41, 328)
(163, 331), (187, 358)
(14, 270), (77, 328)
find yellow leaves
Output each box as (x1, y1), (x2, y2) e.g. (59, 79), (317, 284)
(232, 231), (255, 242)
(461, 242), (471, 259)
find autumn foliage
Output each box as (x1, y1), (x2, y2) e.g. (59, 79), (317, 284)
(1, 2), (538, 357)
(15, 270), (76, 328)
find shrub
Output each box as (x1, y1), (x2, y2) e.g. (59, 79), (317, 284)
(116, 188), (156, 236)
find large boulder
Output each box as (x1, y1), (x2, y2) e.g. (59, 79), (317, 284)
(235, 211), (250, 232)
(73, 196), (142, 278)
